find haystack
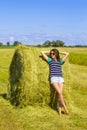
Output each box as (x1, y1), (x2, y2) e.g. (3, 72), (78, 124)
(9, 45), (57, 108)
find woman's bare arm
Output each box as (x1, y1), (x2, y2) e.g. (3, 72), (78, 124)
(59, 52), (69, 62)
(41, 51), (49, 61)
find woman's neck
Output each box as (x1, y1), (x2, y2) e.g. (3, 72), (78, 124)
(53, 57), (57, 61)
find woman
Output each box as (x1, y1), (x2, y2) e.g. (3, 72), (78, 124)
(41, 49), (69, 116)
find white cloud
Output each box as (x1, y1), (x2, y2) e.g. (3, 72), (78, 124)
(9, 36), (14, 42)
(0, 33), (87, 46)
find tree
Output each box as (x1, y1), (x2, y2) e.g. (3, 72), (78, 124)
(37, 44), (42, 47)
(42, 40), (65, 47)
(0, 42), (3, 46)
(52, 40), (65, 47)
(13, 41), (21, 46)
(43, 40), (52, 47)
(6, 42), (10, 46)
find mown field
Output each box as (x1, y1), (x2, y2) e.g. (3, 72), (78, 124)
(0, 46), (87, 130)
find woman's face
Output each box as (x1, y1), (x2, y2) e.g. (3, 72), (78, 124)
(50, 51), (56, 59)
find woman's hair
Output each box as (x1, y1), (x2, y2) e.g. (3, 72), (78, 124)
(50, 49), (60, 61)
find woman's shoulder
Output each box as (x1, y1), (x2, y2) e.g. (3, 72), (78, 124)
(47, 57), (52, 63)
(59, 58), (65, 65)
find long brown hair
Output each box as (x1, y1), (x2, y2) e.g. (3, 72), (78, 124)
(50, 49), (60, 61)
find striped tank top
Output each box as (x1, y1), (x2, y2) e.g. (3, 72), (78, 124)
(47, 58), (63, 78)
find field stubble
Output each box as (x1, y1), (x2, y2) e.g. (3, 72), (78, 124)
(0, 46), (87, 130)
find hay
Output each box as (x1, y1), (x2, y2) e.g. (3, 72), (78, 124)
(9, 45), (57, 108)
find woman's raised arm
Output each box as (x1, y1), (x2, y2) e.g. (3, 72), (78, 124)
(59, 51), (69, 62)
(41, 51), (49, 61)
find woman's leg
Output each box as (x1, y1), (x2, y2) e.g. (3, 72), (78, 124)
(52, 83), (69, 115)
(57, 83), (63, 115)
(58, 83), (69, 114)
(58, 83), (63, 107)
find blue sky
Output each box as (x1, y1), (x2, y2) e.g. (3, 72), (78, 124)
(0, 0), (87, 45)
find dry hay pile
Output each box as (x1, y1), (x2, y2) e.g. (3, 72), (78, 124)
(9, 45), (57, 108)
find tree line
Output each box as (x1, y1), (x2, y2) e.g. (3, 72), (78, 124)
(0, 41), (22, 46)
(0, 40), (87, 47)
(37, 40), (87, 47)
(37, 40), (65, 47)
